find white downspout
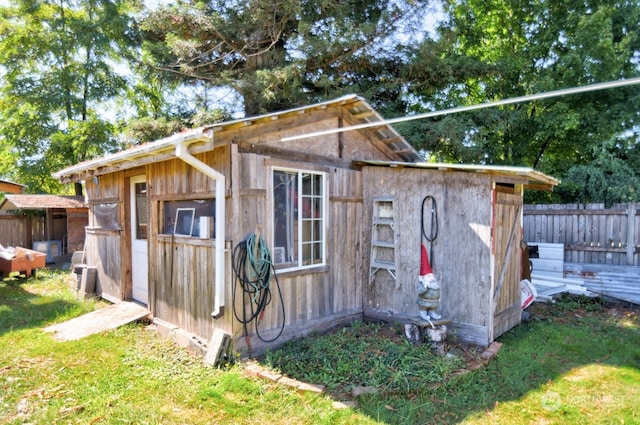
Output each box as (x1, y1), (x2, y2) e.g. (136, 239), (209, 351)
(175, 142), (226, 319)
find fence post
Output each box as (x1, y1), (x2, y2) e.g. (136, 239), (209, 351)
(627, 203), (637, 266)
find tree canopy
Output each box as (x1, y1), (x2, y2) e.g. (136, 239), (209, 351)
(403, 0), (640, 203)
(0, 0), (140, 193)
(0, 0), (638, 204)
(140, 0), (433, 116)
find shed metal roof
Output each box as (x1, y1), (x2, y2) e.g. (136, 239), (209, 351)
(356, 160), (559, 191)
(54, 95), (422, 183)
(0, 194), (87, 211)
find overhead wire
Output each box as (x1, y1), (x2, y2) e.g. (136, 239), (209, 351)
(281, 77), (640, 142)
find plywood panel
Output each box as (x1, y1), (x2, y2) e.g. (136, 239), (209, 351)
(85, 228), (123, 302)
(363, 166), (494, 345)
(492, 191), (522, 340)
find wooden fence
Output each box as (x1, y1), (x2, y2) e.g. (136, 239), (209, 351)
(523, 202), (640, 266)
(0, 214), (45, 249)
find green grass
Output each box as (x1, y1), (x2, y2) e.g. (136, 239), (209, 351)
(1, 270), (639, 424)
(0, 269), (374, 425)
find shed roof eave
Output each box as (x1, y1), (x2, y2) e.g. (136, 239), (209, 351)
(52, 128), (213, 183)
(53, 95), (422, 183)
(0, 194), (87, 211)
(356, 160), (560, 190)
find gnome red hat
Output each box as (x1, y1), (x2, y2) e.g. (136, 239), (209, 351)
(420, 244), (433, 276)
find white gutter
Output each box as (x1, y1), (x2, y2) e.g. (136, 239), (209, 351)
(175, 142), (227, 319)
(53, 128), (212, 180)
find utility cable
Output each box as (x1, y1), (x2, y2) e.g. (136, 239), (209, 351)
(421, 195), (438, 265)
(281, 77), (640, 142)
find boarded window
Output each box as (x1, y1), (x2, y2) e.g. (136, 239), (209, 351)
(93, 203), (120, 230)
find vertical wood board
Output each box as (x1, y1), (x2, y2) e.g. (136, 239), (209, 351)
(363, 166), (495, 331)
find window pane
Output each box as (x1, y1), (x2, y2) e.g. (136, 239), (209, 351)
(135, 182), (148, 239)
(273, 168), (324, 269)
(163, 199), (215, 237)
(273, 170), (298, 266)
(312, 241), (322, 264)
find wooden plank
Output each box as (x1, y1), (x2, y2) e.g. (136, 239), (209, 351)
(44, 302), (150, 341)
(493, 202), (521, 305)
(627, 203), (637, 266)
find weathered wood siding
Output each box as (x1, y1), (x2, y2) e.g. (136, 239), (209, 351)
(67, 208), (88, 253)
(0, 214), (37, 248)
(362, 166), (522, 346)
(84, 228), (123, 303)
(524, 203), (640, 266)
(231, 148), (365, 354)
(329, 167), (364, 315)
(491, 190), (523, 340)
(152, 237), (231, 337)
(84, 171), (127, 302)
(148, 148), (233, 338)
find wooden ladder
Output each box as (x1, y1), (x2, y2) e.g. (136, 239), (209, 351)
(370, 197), (398, 287)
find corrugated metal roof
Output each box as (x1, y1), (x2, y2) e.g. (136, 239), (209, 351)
(356, 160), (559, 191)
(53, 95), (422, 183)
(0, 194), (87, 211)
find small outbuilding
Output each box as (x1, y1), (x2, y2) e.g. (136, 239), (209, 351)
(53, 95), (557, 354)
(0, 179), (26, 195)
(0, 194), (88, 262)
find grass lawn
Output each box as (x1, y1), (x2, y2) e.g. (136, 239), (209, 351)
(1, 269), (639, 424)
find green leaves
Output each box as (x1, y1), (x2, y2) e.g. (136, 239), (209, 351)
(0, 0), (139, 192)
(412, 0), (640, 204)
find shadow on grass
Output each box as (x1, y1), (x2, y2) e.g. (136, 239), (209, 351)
(0, 276), (79, 337)
(354, 300), (640, 424)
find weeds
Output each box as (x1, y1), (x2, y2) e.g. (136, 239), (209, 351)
(265, 321), (464, 397)
(553, 293), (606, 312)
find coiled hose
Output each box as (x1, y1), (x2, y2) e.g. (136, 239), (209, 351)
(231, 233), (285, 343)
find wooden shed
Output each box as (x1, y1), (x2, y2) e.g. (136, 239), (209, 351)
(53, 95), (557, 355)
(0, 194), (88, 261)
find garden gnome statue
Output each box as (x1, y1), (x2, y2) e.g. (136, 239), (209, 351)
(417, 244), (441, 322)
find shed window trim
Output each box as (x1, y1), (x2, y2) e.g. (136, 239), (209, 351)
(272, 167), (326, 271)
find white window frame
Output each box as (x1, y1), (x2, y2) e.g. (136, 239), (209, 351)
(272, 167), (327, 272)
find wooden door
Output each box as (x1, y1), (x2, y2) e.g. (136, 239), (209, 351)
(130, 175), (149, 305)
(492, 190), (522, 341)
